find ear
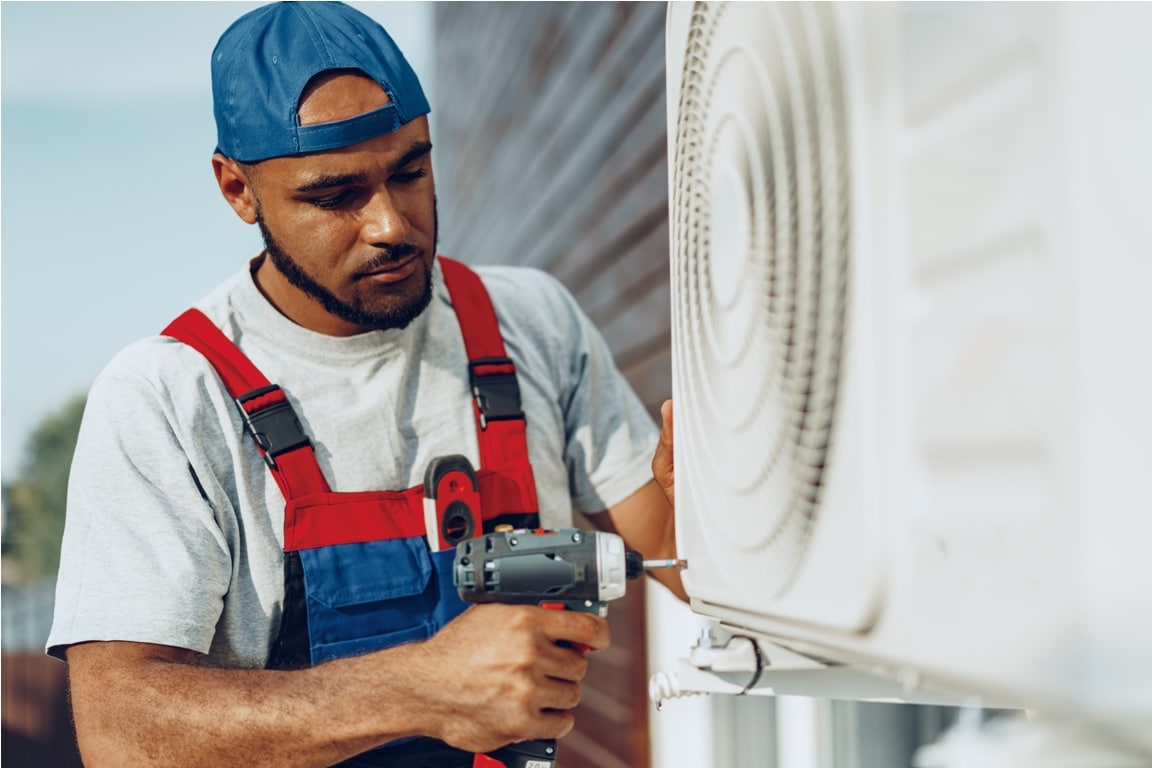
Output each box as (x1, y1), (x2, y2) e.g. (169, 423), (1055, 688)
(212, 154), (259, 225)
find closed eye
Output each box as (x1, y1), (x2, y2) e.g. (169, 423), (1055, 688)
(308, 189), (359, 210)
(391, 168), (427, 185)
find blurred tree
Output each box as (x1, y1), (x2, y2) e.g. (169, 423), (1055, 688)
(2, 395), (86, 583)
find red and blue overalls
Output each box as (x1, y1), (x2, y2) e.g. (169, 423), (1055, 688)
(163, 257), (541, 767)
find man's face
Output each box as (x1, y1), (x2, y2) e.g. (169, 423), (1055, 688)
(241, 74), (439, 336)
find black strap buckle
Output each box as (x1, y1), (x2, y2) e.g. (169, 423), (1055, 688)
(469, 357), (524, 430)
(235, 385), (311, 469)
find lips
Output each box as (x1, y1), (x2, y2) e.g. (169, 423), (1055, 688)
(358, 251), (420, 283)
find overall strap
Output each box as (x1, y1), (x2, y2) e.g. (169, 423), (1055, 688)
(161, 309), (332, 500)
(438, 257), (540, 513)
(162, 259), (537, 516)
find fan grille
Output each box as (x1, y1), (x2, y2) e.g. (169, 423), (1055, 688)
(671, 1), (851, 595)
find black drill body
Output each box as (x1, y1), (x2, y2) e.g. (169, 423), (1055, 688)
(455, 528), (641, 615)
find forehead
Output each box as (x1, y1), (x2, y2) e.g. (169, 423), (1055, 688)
(254, 116), (432, 190)
(297, 71), (391, 126)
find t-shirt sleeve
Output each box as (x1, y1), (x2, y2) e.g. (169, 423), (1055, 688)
(47, 346), (233, 660)
(531, 272), (661, 514)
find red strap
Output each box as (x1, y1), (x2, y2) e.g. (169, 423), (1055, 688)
(439, 257), (507, 359)
(285, 489), (425, 551)
(283, 469), (534, 551)
(162, 309), (266, 393)
(161, 309), (331, 500)
(161, 257), (539, 535)
(439, 257), (540, 513)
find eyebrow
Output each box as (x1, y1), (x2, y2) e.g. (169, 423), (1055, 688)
(394, 140), (433, 172)
(292, 140), (434, 194)
(294, 172), (369, 194)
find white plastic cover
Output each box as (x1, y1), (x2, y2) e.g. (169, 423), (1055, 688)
(668, 1), (1152, 735)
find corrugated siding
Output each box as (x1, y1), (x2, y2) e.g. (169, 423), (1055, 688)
(434, 1), (671, 414)
(433, 4), (670, 767)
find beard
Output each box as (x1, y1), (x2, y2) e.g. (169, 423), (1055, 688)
(256, 206), (437, 332)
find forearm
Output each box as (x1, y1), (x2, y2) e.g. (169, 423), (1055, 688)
(67, 604), (608, 768)
(646, 398), (689, 601)
(643, 492), (688, 601)
(599, 480), (688, 602)
(68, 641), (431, 768)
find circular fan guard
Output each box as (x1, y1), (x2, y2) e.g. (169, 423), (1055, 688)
(671, 2), (851, 595)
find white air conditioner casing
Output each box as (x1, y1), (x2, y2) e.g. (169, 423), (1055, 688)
(667, 1), (1152, 742)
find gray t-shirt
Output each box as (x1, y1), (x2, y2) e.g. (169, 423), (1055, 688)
(48, 259), (658, 667)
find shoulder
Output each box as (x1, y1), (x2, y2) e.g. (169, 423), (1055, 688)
(99, 334), (215, 385)
(97, 267), (257, 398)
(470, 264), (564, 292)
(88, 331), (228, 421)
(469, 264), (586, 332)
(472, 264), (571, 299)
(94, 268), (249, 389)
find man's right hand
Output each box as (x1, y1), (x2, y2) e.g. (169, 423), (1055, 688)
(406, 603), (610, 753)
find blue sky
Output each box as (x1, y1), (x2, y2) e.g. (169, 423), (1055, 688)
(1, 2), (434, 480)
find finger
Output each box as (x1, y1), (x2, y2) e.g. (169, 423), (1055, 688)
(534, 641), (590, 684)
(534, 675), (584, 712)
(538, 609), (611, 653)
(657, 399), (673, 453)
(533, 709), (576, 741)
(653, 398), (675, 502)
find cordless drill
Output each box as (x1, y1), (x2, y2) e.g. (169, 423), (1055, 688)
(455, 527), (644, 615)
(454, 528), (676, 768)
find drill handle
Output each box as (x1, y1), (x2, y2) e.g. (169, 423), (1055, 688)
(539, 601), (593, 654)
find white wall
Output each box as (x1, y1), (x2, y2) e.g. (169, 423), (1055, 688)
(646, 582), (715, 767)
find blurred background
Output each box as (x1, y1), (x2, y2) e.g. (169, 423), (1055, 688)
(1, 3), (422, 765)
(2, 3), (961, 766)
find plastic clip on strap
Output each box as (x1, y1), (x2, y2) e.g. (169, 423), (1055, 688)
(234, 384), (311, 470)
(439, 257), (540, 517)
(161, 308), (331, 501)
(469, 357), (524, 430)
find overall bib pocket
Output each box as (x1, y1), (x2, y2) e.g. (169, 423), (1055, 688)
(300, 537), (438, 664)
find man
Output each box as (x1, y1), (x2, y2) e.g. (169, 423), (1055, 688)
(48, 3), (682, 767)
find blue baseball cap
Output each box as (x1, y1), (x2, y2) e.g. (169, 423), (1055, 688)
(211, 1), (430, 162)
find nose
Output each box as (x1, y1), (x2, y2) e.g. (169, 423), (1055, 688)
(360, 189), (409, 247)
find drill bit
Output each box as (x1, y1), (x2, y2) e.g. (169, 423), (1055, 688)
(642, 558), (687, 571)
(625, 552), (687, 579)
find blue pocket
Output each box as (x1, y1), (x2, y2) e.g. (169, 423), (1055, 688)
(301, 538), (439, 664)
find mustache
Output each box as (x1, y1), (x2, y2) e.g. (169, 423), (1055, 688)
(359, 243), (421, 272)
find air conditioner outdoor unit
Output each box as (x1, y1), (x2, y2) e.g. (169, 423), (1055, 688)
(663, 0), (1152, 749)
